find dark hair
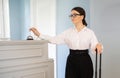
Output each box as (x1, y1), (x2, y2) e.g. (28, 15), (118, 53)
(72, 7), (87, 26)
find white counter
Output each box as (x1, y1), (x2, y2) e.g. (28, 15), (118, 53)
(0, 40), (54, 78)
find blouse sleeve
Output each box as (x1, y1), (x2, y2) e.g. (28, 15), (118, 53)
(90, 31), (99, 53)
(40, 31), (66, 45)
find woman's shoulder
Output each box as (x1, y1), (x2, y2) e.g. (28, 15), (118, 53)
(85, 27), (95, 33)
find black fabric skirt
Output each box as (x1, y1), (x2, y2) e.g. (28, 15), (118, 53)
(65, 49), (93, 78)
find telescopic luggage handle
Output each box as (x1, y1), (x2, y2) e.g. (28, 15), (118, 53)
(95, 49), (102, 78)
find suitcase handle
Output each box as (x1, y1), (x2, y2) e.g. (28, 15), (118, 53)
(95, 49), (102, 78)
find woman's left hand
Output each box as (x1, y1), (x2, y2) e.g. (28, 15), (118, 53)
(95, 43), (103, 54)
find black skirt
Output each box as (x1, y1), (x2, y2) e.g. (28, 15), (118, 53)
(65, 49), (93, 78)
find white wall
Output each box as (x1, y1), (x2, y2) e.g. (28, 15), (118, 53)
(90, 0), (120, 78)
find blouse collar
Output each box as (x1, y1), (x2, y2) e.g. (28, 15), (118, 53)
(74, 26), (87, 32)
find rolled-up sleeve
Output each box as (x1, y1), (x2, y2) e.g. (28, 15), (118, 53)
(90, 31), (98, 52)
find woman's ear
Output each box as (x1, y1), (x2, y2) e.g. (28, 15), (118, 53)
(81, 15), (84, 20)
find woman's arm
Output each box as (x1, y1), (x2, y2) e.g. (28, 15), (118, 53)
(29, 27), (66, 44)
(90, 31), (103, 54)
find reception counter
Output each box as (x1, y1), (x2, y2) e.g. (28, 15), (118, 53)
(0, 40), (54, 78)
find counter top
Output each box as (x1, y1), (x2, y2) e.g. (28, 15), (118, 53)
(0, 40), (49, 46)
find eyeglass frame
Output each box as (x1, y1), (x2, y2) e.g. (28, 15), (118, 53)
(69, 14), (81, 18)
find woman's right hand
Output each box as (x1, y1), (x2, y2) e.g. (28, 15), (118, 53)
(29, 27), (40, 37)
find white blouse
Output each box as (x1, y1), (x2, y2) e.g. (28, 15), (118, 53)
(40, 27), (98, 52)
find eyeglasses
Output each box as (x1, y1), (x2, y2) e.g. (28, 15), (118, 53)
(69, 14), (81, 18)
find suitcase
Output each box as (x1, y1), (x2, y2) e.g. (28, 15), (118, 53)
(95, 49), (102, 78)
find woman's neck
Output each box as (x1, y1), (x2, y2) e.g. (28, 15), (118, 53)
(75, 23), (85, 32)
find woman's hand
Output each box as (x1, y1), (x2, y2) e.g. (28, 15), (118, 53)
(29, 27), (40, 37)
(95, 43), (103, 54)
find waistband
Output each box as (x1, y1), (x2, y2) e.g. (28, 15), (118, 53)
(70, 49), (88, 55)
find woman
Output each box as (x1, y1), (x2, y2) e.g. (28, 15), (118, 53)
(30, 7), (103, 78)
